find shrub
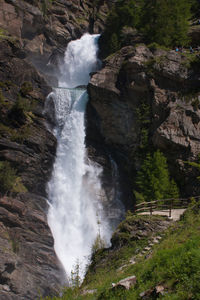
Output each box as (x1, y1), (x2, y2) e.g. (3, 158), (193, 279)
(20, 81), (33, 97)
(9, 95), (30, 126)
(0, 161), (17, 194)
(0, 161), (27, 195)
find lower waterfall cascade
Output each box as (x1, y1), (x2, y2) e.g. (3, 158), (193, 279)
(46, 33), (125, 282)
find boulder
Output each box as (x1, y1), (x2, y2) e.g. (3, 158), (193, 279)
(140, 285), (166, 299)
(112, 275), (136, 290)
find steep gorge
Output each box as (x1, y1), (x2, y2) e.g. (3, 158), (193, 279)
(0, 0), (200, 299)
(0, 0), (111, 298)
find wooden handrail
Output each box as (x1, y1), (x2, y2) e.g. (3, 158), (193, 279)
(134, 196), (200, 217)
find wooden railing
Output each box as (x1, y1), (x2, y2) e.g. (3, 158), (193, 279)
(134, 196), (200, 217)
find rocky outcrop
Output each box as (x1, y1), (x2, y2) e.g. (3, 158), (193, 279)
(0, 0), (110, 50)
(0, 0), (111, 83)
(84, 213), (171, 287)
(0, 0), (114, 297)
(0, 194), (62, 300)
(88, 45), (200, 200)
(111, 213), (171, 249)
(0, 0), (113, 298)
(0, 38), (63, 299)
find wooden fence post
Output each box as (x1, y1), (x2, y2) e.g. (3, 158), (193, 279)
(169, 198), (173, 218)
(150, 202), (152, 216)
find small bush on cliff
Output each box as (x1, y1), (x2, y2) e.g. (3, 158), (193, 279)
(20, 81), (33, 97)
(185, 153), (200, 181)
(0, 161), (17, 194)
(135, 150), (179, 203)
(0, 161), (27, 195)
(9, 95), (32, 126)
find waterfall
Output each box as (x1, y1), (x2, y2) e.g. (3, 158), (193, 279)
(46, 33), (124, 282)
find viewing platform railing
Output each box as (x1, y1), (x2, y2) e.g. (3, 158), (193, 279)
(134, 196), (200, 217)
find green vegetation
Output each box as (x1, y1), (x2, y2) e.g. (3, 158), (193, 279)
(70, 261), (81, 288)
(0, 161), (27, 195)
(135, 150), (179, 203)
(100, 0), (141, 56)
(135, 101), (151, 155)
(0, 161), (17, 194)
(0, 81), (37, 130)
(185, 154), (200, 181)
(43, 204), (200, 299)
(0, 122), (32, 143)
(20, 81), (33, 97)
(10, 235), (20, 253)
(40, 0), (54, 17)
(100, 0), (195, 57)
(141, 0), (191, 47)
(0, 28), (9, 40)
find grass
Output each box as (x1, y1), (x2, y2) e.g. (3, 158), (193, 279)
(43, 204), (200, 300)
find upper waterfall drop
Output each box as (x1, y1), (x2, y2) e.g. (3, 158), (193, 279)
(59, 33), (101, 88)
(46, 33), (124, 282)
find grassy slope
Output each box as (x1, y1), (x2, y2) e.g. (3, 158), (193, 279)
(44, 203), (200, 299)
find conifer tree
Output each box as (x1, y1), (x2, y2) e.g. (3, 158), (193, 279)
(99, 0), (141, 56)
(110, 33), (120, 53)
(168, 179), (180, 199)
(135, 150), (179, 203)
(141, 0), (192, 47)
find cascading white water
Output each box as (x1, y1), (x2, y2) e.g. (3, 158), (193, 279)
(47, 34), (113, 281)
(46, 33), (125, 282)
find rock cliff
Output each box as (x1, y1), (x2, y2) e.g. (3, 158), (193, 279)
(1, 0), (200, 298)
(0, 1), (113, 298)
(88, 45), (200, 202)
(0, 0), (111, 83)
(0, 37), (64, 299)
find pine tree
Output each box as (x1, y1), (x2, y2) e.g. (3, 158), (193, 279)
(135, 150), (179, 203)
(168, 179), (179, 199)
(99, 0), (141, 57)
(110, 33), (120, 53)
(70, 260), (81, 288)
(141, 0), (192, 47)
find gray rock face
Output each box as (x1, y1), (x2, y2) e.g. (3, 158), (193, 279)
(0, 0), (110, 77)
(0, 0), (112, 298)
(0, 1), (112, 297)
(0, 38), (63, 299)
(0, 0), (112, 93)
(0, 194), (63, 300)
(88, 45), (200, 199)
